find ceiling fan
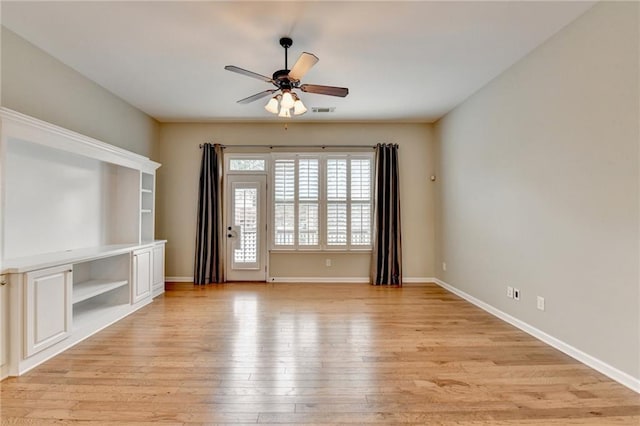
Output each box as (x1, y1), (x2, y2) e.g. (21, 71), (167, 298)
(225, 37), (349, 117)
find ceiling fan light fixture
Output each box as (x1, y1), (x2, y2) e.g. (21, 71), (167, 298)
(226, 37), (349, 119)
(265, 96), (280, 114)
(280, 91), (295, 109)
(278, 105), (291, 118)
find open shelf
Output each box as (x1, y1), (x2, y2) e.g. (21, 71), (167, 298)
(141, 172), (154, 192)
(72, 299), (130, 331)
(141, 190), (153, 211)
(72, 279), (128, 304)
(72, 279), (130, 329)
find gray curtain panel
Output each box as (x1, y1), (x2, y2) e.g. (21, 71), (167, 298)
(371, 143), (403, 286)
(194, 143), (225, 284)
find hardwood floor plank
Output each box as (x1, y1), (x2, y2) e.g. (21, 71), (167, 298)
(0, 398), (78, 409)
(73, 400), (294, 414)
(2, 282), (638, 424)
(2, 421), (183, 426)
(0, 408), (34, 419)
(293, 400), (520, 413)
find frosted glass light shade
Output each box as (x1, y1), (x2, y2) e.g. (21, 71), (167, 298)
(265, 97), (279, 114)
(293, 99), (307, 115)
(278, 106), (291, 118)
(281, 91), (295, 109)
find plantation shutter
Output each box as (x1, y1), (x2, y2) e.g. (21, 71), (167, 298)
(326, 158), (348, 246)
(274, 159), (295, 246)
(298, 158), (320, 246)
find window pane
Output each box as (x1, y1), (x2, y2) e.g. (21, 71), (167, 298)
(351, 203), (371, 246)
(274, 203), (295, 245)
(351, 159), (371, 201)
(327, 203), (347, 245)
(229, 159), (265, 171)
(298, 203), (319, 246)
(298, 159), (319, 201)
(327, 159), (347, 201)
(234, 188), (258, 263)
(274, 160), (295, 202)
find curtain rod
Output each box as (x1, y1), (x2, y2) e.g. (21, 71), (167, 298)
(199, 144), (377, 149)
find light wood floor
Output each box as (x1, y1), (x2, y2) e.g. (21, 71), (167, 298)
(1, 282), (639, 425)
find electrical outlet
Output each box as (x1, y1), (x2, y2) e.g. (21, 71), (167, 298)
(442, 262), (447, 271)
(325, 258), (332, 267)
(507, 286), (514, 298)
(514, 288), (520, 301)
(537, 296), (545, 311)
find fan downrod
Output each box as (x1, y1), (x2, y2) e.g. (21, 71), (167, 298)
(274, 37), (294, 87)
(280, 37), (293, 70)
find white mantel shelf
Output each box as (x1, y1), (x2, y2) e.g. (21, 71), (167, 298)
(1, 241), (167, 274)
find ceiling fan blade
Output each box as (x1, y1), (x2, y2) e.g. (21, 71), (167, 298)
(300, 84), (349, 97)
(237, 90), (277, 104)
(288, 52), (319, 82)
(225, 65), (273, 83)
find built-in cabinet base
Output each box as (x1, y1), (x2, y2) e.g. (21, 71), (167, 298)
(2, 241), (166, 378)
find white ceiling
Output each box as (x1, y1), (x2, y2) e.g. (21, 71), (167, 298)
(2, 1), (594, 123)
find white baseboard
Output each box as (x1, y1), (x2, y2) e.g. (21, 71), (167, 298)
(269, 277), (436, 284)
(167, 276), (370, 283)
(167, 276), (436, 284)
(1, 364), (9, 381)
(403, 277), (436, 283)
(269, 276), (369, 283)
(165, 276), (194, 283)
(433, 278), (640, 394)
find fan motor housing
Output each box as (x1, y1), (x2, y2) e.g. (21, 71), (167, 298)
(272, 69), (296, 89)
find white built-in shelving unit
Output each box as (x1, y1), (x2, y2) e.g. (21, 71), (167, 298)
(140, 172), (155, 243)
(0, 108), (166, 378)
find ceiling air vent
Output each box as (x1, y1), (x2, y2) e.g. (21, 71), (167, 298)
(311, 107), (336, 113)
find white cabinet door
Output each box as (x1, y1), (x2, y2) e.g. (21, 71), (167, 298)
(152, 244), (165, 297)
(132, 249), (152, 304)
(25, 265), (72, 357)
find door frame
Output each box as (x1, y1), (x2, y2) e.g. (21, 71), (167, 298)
(223, 154), (270, 282)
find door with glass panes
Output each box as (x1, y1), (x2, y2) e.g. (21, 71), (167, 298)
(225, 174), (267, 281)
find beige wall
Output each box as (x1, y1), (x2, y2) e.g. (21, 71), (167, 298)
(435, 2), (639, 378)
(1, 27), (158, 157)
(156, 122), (436, 280)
